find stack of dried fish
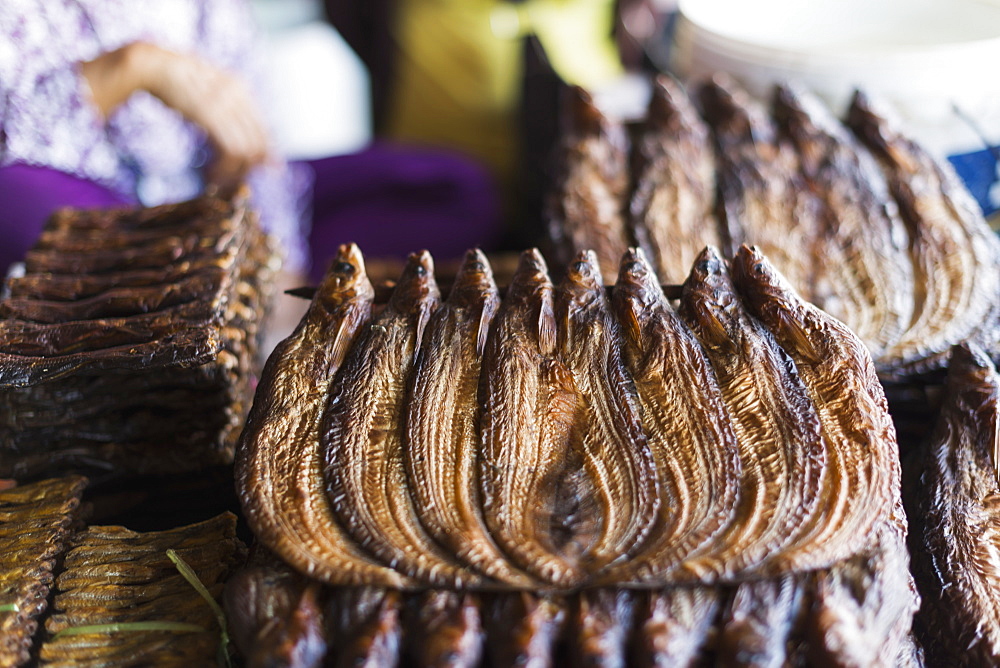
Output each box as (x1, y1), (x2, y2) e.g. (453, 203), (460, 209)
(547, 76), (1000, 378)
(235, 243), (917, 665)
(908, 344), (1000, 664)
(39, 512), (244, 666)
(0, 477), (86, 667)
(0, 192), (279, 478)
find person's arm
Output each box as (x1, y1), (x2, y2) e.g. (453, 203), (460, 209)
(80, 42), (269, 195)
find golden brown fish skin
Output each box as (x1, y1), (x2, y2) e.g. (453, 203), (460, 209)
(697, 74), (824, 300)
(328, 588), (403, 668)
(600, 248), (740, 584)
(236, 244), (409, 588)
(716, 575), (805, 668)
(630, 587), (720, 668)
(732, 245), (898, 571)
(405, 250), (535, 587)
(630, 77), (722, 284)
(772, 83), (914, 358)
(676, 246), (827, 580)
(322, 251), (480, 589)
(567, 589), (634, 668)
(556, 251), (660, 573)
(847, 92), (1000, 376)
(805, 508), (918, 668)
(911, 344), (1000, 665)
(483, 592), (568, 668)
(547, 87), (631, 283)
(405, 591), (484, 668)
(479, 249), (586, 587)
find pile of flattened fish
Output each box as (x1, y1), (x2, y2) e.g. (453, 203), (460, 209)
(0, 191), (279, 478)
(547, 74), (1000, 379)
(0, 476), (243, 667)
(235, 241), (919, 665)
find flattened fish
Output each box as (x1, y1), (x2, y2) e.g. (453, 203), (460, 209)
(327, 588), (403, 668)
(698, 74), (823, 300)
(630, 587), (720, 668)
(677, 247), (827, 579)
(716, 575), (805, 668)
(479, 249), (585, 587)
(556, 251), (659, 572)
(405, 250), (534, 586)
(567, 589), (634, 668)
(732, 245), (898, 571)
(483, 592), (567, 668)
(546, 87), (631, 283)
(236, 244), (408, 587)
(602, 248), (739, 584)
(322, 251), (478, 588)
(404, 591), (484, 668)
(847, 91), (1000, 376)
(913, 344), (1000, 664)
(630, 76), (722, 284)
(772, 83), (914, 357)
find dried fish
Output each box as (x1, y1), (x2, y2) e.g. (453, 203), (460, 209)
(772, 83), (914, 357)
(322, 251), (477, 588)
(847, 91), (1000, 376)
(405, 250), (533, 586)
(630, 76), (722, 283)
(604, 248), (740, 584)
(567, 589), (634, 668)
(326, 588), (403, 668)
(556, 251), (659, 573)
(404, 591), (483, 668)
(482, 592), (567, 668)
(630, 587), (719, 668)
(678, 247), (827, 579)
(479, 249), (585, 587)
(237, 244), (409, 587)
(716, 575), (805, 668)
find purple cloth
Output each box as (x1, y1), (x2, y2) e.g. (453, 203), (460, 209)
(304, 144), (503, 282)
(0, 164), (132, 273)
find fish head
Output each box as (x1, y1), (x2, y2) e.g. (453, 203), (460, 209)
(846, 90), (916, 172)
(316, 243), (374, 309)
(698, 74), (775, 148)
(448, 248), (499, 306)
(565, 86), (606, 138)
(679, 246), (741, 350)
(612, 248), (664, 347)
(773, 83), (848, 164)
(388, 250), (441, 315)
(561, 250), (605, 308)
(507, 248), (557, 354)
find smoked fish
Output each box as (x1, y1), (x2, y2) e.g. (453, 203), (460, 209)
(404, 591), (484, 668)
(236, 244), (409, 588)
(567, 589), (634, 668)
(630, 588), (720, 668)
(322, 251), (478, 588)
(326, 588), (403, 668)
(716, 575), (805, 668)
(482, 592), (567, 668)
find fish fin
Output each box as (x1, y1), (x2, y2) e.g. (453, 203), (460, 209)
(476, 304), (492, 358)
(538, 297), (557, 356)
(329, 317), (354, 369)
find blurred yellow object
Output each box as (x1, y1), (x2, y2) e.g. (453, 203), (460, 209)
(386, 0), (623, 192)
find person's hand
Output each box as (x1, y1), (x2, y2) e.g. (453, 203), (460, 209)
(81, 42), (270, 195)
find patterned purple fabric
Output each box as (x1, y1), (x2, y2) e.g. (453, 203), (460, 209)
(0, 0), (309, 270)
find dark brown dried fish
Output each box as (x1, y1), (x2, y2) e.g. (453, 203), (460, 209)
(405, 250), (533, 586)
(237, 244), (408, 588)
(404, 591), (483, 668)
(482, 592), (567, 668)
(847, 91), (1000, 375)
(322, 251), (478, 588)
(556, 251), (659, 573)
(912, 344), (1000, 664)
(630, 77), (722, 283)
(772, 83), (914, 357)
(479, 249), (584, 587)
(698, 74), (824, 299)
(732, 245), (898, 573)
(678, 247), (827, 579)
(326, 588), (403, 668)
(716, 575), (805, 668)
(567, 589), (634, 668)
(604, 248), (740, 584)
(547, 87), (631, 283)
(630, 587), (719, 668)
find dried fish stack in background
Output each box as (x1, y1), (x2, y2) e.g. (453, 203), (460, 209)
(38, 512), (244, 666)
(235, 244), (918, 665)
(908, 345), (1000, 664)
(0, 477), (86, 667)
(0, 192), (279, 479)
(546, 74), (1000, 378)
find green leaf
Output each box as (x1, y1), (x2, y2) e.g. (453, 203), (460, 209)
(53, 621), (205, 639)
(166, 548), (232, 668)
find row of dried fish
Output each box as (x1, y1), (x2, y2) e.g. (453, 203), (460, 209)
(0, 192), (279, 478)
(238, 242), (905, 593)
(546, 75), (1000, 378)
(226, 534), (919, 668)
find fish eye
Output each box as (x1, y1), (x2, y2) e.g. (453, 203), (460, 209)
(414, 264), (427, 276)
(625, 260), (643, 273)
(573, 260), (588, 273)
(334, 261), (354, 274)
(754, 263), (764, 274)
